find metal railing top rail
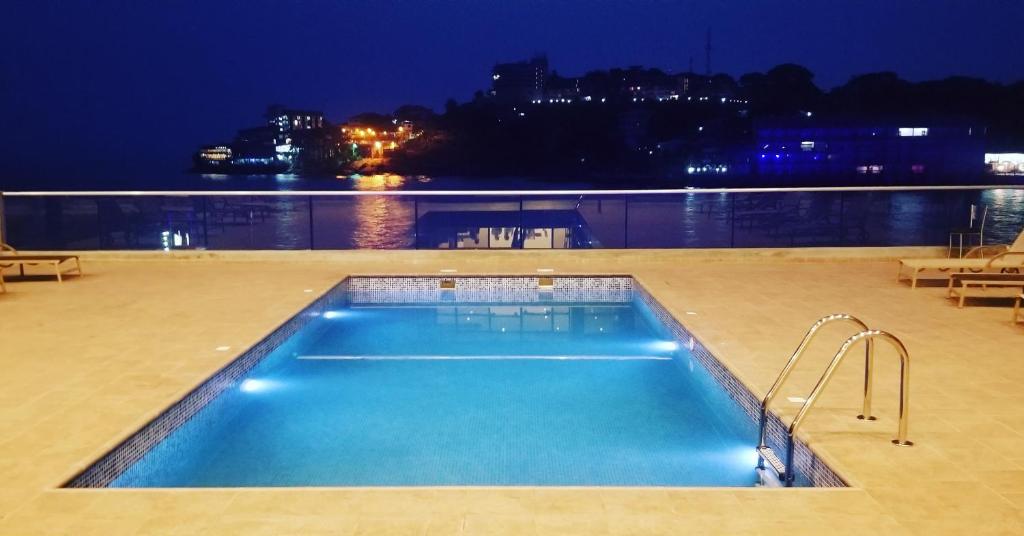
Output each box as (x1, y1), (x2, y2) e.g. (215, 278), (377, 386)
(1, 184), (1022, 197)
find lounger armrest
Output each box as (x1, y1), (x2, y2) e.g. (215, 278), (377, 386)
(965, 245), (1009, 259)
(985, 251), (1024, 268)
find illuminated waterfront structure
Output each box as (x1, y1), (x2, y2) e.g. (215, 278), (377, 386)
(986, 153), (1024, 175)
(193, 106), (333, 173)
(193, 145), (232, 168)
(753, 118), (986, 179)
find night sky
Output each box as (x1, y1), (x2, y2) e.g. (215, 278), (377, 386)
(2, 0), (1022, 184)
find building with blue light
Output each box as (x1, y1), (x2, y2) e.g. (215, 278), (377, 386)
(194, 106), (333, 173)
(753, 118), (985, 180)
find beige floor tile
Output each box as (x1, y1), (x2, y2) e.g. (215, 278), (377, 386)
(3, 251), (1024, 534)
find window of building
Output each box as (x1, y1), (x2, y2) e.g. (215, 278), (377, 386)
(800, 141), (815, 151)
(898, 127), (929, 137)
(911, 164), (925, 174)
(856, 166), (868, 174)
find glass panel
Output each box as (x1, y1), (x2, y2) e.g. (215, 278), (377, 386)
(311, 195), (416, 249)
(520, 195), (623, 249)
(626, 193), (732, 248)
(841, 190), (961, 247)
(572, 195), (626, 248)
(204, 196), (310, 250)
(732, 192), (842, 247)
(414, 196), (520, 249)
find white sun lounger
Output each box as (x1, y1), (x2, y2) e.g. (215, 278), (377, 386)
(0, 243), (83, 283)
(898, 228), (1024, 288)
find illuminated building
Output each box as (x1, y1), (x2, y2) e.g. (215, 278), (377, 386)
(491, 55), (548, 103)
(193, 145), (232, 168)
(265, 105), (324, 132)
(340, 120), (418, 158)
(985, 153), (1024, 175)
(753, 118), (986, 179)
(192, 105), (337, 173)
(229, 126), (288, 170)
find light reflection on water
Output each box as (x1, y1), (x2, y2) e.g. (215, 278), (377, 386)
(310, 174), (415, 249)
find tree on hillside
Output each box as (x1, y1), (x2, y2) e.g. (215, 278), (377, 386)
(740, 63), (822, 114)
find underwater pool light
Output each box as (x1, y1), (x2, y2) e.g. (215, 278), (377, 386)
(239, 379), (275, 393)
(322, 311), (349, 320)
(650, 340), (680, 352)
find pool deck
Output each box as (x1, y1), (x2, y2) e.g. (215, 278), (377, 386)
(1, 248), (1022, 535)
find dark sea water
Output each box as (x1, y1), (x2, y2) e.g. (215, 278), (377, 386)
(0, 171), (606, 192)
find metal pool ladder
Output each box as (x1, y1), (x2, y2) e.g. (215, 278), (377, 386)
(756, 314), (913, 486)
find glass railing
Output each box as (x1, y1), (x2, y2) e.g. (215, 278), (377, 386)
(1, 186), (1022, 250)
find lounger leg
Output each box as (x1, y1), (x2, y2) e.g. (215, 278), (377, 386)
(912, 270), (920, 289)
(75, 258), (83, 276)
(55, 262), (62, 283)
(959, 292), (966, 308)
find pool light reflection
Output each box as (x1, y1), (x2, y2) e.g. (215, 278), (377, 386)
(239, 379), (276, 393)
(322, 310), (353, 320)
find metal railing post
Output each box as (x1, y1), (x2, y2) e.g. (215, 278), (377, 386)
(858, 338), (876, 421)
(201, 197), (209, 249)
(0, 192), (6, 245)
(839, 191), (846, 246)
(308, 195), (315, 250)
(518, 195), (524, 249)
(729, 193), (736, 248)
(623, 194), (629, 248)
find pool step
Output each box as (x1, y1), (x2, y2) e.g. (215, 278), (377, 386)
(757, 446), (787, 479)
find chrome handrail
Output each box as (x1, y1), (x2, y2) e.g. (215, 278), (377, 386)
(1, 184), (1022, 197)
(756, 314), (873, 461)
(781, 329), (912, 485)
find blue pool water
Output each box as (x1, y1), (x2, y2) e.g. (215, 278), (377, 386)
(112, 295), (771, 487)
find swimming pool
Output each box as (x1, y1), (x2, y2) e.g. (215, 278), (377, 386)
(71, 277), (841, 488)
